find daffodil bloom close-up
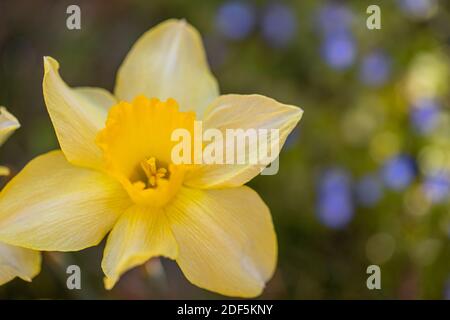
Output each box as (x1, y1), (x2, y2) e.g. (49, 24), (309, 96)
(0, 107), (41, 286)
(2, 0), (449, 304)
(0, 19), (302, 297)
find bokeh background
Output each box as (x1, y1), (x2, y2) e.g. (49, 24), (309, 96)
(0, 0), (449, 299)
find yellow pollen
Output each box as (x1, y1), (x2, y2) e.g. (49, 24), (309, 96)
(140, 157), (167, 188)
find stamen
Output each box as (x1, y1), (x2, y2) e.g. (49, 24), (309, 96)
(140, 157), (167, 188)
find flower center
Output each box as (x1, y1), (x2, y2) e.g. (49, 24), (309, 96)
(96, 95), (195, 207)
(140, 157), (167, 188)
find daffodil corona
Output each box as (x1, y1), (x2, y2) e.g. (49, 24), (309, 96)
(0, 19), (302, 297)
(0, 107), (41, 286)
(96, 97), (194, 208)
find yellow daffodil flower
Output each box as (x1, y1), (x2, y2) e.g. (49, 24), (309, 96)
(0, 107), (41, 286)
(0, 19), (302, 297)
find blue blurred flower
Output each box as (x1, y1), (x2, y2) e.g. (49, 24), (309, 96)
(262, 4), (297, 48)
(359, 51), (391, 87)
(355, 174), (383, 207)
(398, 0), (436, 18)
(381, 155), (416, 191)
(410, 98), (440, 135)
(321, 31), (356, 70)
(317, 169), (354, 229)
(319, 169), (351, 194)
(216, 1), (256, 40)
(316, 3), (353, 35)
(423, 171), (450, 204)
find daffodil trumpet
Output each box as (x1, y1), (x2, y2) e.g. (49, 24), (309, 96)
(0, 19), (302, 297)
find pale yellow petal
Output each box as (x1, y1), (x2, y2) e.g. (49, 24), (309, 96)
(185, 94), (303, 188)
(167, 186), (277, 298)
(0, 150), (131, 251)
(0, 107), (20, 147)
(74, 87), (117, 113)
(43, 57), (116, 169)
(114, 19), (219, 117)
(0, 242), (41, 285)
(102, 205), (177, 289)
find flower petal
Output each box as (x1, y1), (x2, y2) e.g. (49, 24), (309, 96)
(43, 57), (116, 169)
(102, 205), (177, 289)
(75, 87), (117, 112)
(0, 243), (41, 285)
(185, 94), (303, 188)
(114, 19), (219, 117)
(167, 186), (277, 297)
(0, 107), (20, 147)
(0, 150), (131, 251)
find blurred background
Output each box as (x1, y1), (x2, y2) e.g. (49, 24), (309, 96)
(0, 0), (449, 299)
